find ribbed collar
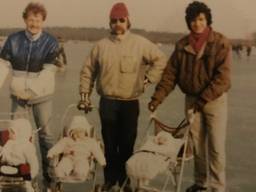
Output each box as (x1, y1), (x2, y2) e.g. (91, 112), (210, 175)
(25, 30), (42, 41)
(110, 30), (130, 42)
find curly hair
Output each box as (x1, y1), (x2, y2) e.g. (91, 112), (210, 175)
(185, 1), (212, 30)
(22, 2), (47, 21)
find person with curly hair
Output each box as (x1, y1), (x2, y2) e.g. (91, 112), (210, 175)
(148, 1), (231, 192)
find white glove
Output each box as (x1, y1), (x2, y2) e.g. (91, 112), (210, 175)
(187, 109), (195, 124)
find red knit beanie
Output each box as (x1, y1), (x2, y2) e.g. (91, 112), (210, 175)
(110, 2), (129, 19)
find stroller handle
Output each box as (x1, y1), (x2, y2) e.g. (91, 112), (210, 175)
(186, 109), (196, 124)
(149, 111), (158, 120)
(60, 103), (99, 136)
(150, 110), (195, 125)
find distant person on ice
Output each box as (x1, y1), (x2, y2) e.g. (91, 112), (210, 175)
(56, 36), (67, 72)
(246, 44), (252, 57)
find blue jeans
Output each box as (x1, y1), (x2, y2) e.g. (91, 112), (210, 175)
(11, 96), (55, 184)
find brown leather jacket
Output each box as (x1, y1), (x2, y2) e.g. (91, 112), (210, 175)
(152, 30), (231, 105)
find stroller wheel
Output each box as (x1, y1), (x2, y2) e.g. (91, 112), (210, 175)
(110, 186), (120, 192)
(135, 188), (146, 192)
(135, 187), (159, 192)
(46, 182), (63, 192)
(94, 184), (102, 192)
(54, 182), (63, 192)
(31, 180), (40, 192)
(3, 187), (27, 192)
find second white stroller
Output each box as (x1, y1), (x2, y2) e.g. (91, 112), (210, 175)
(126, 112), (194, 192)
(48, 104), (106, 192)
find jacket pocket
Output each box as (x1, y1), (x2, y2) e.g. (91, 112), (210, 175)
(120, 56), (136, 73)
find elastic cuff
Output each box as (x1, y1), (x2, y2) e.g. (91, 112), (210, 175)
(151, 97), (161, 105)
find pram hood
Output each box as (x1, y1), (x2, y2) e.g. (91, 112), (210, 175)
(66, 115), (92, 136)
(10, 118), (32, 142)
(140, 131), (184, 158)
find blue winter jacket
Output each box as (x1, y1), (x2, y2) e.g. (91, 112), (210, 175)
(0, 30), (59, 72)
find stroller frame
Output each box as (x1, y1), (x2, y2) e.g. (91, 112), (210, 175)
(0, 111), (39, 192)
(50, 104), (102, 192)
(131, 113), (193, 192)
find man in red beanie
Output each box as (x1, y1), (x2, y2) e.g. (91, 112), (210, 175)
(110, 2), (129, 21)
(78, 2), (167, 192)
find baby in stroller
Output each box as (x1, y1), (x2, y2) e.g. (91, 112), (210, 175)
(47, 115), (106, 181)
(0, 118), (39, 192)
(126, 131), (184, 190)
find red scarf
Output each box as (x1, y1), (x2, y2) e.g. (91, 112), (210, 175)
(189, 27), (210, 53)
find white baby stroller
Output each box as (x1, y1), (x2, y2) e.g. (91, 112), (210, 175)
(0, 112), (39, 192)
(126, 113), (194, 192)
(49, 104), (105, 192)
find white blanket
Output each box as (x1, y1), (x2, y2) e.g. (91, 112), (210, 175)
(10, 64), (57, 100)
(0, 59), (10, 89)
(126, 132), (184, 180)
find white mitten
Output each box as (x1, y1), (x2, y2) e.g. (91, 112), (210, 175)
(0, 59), (10, 89)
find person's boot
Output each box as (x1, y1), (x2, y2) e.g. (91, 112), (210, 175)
(101, 183), (116, 192)
(123, 184), (132, 192)
(186, 184), (207, 192)
(42, 179), (57, 192)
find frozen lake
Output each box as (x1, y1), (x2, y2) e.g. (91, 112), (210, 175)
(0, 40), (255, 191)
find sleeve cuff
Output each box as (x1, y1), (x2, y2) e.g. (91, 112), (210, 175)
(196, 97), (207, 109)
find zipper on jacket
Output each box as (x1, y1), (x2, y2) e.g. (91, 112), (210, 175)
(26, 41), (33, 71)
(25, 41), (33, 93)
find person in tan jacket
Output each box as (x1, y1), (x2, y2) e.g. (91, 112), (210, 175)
(148, 1), (231, 192)
(78, 2), (167, 191)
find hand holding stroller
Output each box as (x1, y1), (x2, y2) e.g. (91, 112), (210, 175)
(126, 131), (184, 190)
(126, 113), (195, 192)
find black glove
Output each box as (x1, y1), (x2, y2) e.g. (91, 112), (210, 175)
(194, 97), (207, 112)
(77, 93), (92, 113)
(148, 99), (160, 112)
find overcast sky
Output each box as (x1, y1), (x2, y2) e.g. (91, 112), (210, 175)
(0, 0), (256, 39)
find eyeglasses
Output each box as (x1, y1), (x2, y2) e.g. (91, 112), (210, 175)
(110, 18), (126, 24)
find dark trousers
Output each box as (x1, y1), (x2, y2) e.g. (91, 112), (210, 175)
(99, 97), (139, 186)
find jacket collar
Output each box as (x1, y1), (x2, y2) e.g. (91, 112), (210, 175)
(25, 30), (42, 42)
(110, 30), (130, 42)
(183, 29), (215, 59)
(184, 43), (207, 60)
